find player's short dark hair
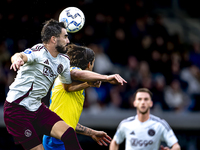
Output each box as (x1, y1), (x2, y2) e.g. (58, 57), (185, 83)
(66, 44), (95, 70)
(41, 19), (66, 43)
(133, 88), (153, 100)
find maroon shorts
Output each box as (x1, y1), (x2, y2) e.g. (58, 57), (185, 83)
(3, 101), (62, 150)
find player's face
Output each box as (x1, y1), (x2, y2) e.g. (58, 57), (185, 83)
(133, 92), (153, 114)
(56, 28), (70, 53)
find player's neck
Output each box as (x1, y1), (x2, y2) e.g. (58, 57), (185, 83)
(43, 43), (59, 58)
(137, 112), (150, 122)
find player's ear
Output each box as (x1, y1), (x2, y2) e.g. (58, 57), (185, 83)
(150, 99), (153, 108)
(133, 99), (136, 107)
(87, 61), (94, 71)
(87, 62), (90, 68)
(51, 36), (57, 44)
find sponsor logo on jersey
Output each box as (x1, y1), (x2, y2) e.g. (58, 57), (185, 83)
(148, 129), (155, 136)
(24, 49), (32, 54)
(130, 138), (153, 147)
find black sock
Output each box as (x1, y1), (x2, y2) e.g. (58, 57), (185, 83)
(61, 127), (83, 150)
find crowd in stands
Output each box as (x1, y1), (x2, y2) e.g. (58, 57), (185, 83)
(1, 0), (200, 113)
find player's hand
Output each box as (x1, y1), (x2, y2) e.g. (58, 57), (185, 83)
(160, 145), (170, 150)
(107, 74), (127, 85)
(91, 131), (112, 146)
(10, 57), (24, 71)
(87, 81), (102, 88)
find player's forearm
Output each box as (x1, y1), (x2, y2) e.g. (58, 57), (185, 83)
(75, 123), (95, 136)
(63, 82), (90, 92)
(109, 140), (119, 150)
(71, 70), (108, 82)
(11, 52), (27, 63)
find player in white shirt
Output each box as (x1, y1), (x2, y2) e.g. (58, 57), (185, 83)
(109, 88), (181, 150)
(6, 43), (72, 111)
(4, 19), (126, 150)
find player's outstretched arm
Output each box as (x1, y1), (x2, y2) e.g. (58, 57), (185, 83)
(63, 81), (91, 92)
(75, 123), (112, 146)
(160, 142), (181, 150)
(109, 140), (119, 150)
(62, 81), (101, 92)
(70, 70), (127, 85)
(10, 52), (28, 71)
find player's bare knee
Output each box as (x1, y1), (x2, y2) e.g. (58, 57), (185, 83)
(30, 144), (44, 150)
(51, 120), (70, 139)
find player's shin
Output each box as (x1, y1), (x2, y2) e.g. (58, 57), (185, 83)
(61, 127), (83, 150)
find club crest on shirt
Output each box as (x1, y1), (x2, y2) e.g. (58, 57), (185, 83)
(24, 129), (32, 137)
(57, 64), (63, 74)
(148, 129), (155, 136)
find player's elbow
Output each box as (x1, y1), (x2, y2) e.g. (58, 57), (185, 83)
(62, 83), (71, 92)
(109, 140), (119, 150)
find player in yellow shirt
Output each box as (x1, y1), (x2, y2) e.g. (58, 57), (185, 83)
(49, 67), (87, 130)
(43, 44), (113, 150)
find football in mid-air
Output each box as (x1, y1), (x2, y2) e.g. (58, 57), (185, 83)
(59, 7), (85, 33)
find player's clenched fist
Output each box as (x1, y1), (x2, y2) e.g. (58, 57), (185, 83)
(10, 57), (24, 71)
(87, 81), (102, 88)
(10, 53), (27, 71)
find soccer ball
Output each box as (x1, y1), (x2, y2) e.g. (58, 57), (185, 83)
(59, 7), (85, 33)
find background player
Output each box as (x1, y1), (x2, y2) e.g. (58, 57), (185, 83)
(109, 88), (181, 150)
(43, 44), (112, 149)
(4, 19), (126, 150)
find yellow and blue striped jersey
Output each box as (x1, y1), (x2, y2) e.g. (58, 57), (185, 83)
(49, 67), (85, 130)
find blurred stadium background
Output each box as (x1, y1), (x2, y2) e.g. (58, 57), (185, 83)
(0, 0), (200, 149)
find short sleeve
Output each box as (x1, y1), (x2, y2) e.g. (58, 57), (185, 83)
(59, 61), (72, 84)
(23, 49), (37, 63)
(161, 121), (178, 147)
(113, 124), (125, 145)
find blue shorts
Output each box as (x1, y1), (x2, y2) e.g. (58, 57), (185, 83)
(43, 135), (65, 150)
